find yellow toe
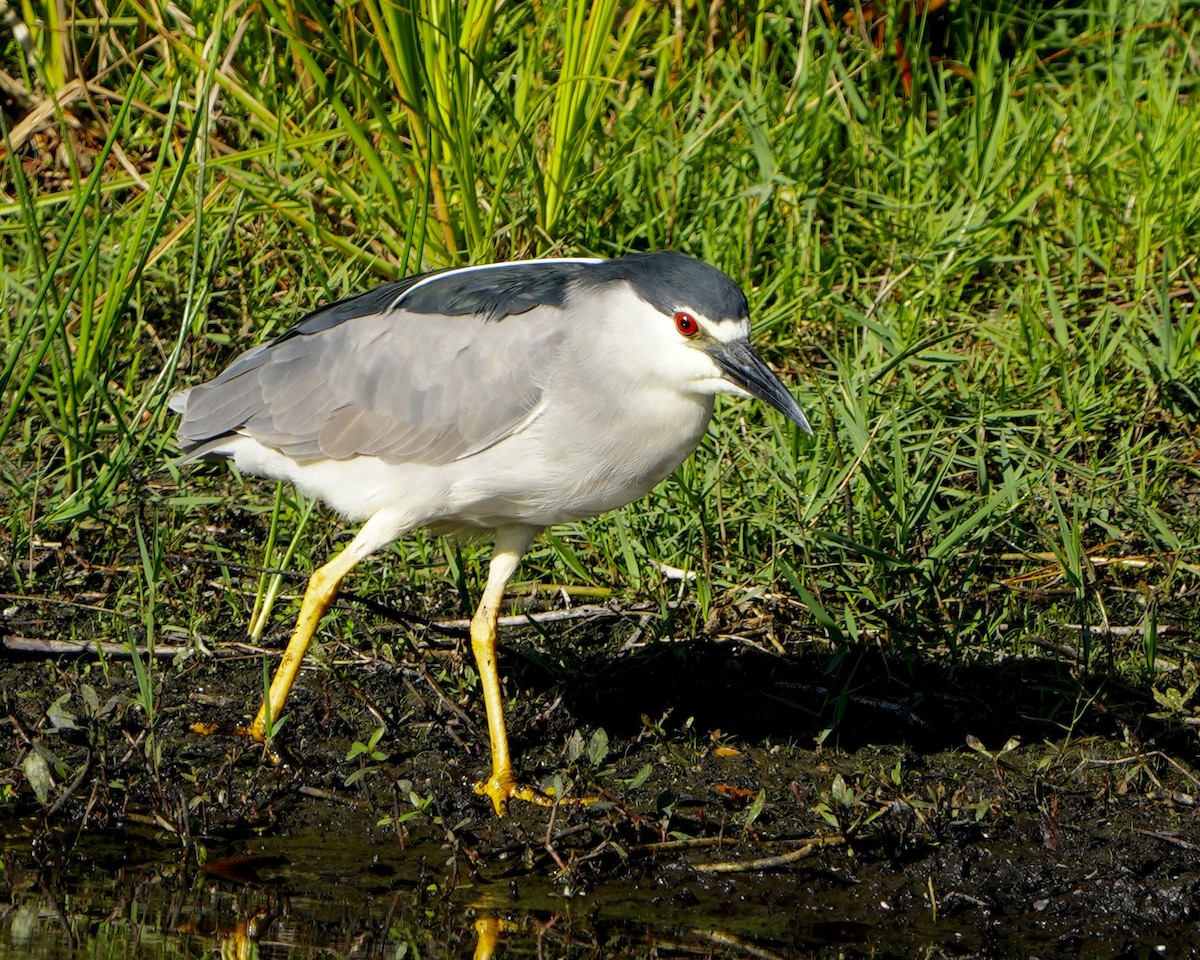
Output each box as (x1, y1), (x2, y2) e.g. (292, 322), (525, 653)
(474, 770), (597, 816)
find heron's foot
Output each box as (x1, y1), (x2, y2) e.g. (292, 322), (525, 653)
(473, 770), (597, 817)
(472, 917), (517, 960)
(190, 721), (294, 766)
(190, 720), (257, 739)
(473, 772), (554, 817)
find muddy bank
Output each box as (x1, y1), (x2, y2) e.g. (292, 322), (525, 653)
(2, 631), (1199, 957)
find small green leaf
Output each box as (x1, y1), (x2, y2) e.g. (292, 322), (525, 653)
(997, 737), (1021, 757)
(830, 774), (855, 808)
(587, 728), (609, 768)
(566, 729), (584, 762)
(743, 789), (766, 828)
(23, 750), (52, 805)
(965, 734), (989, 757)
(47, 695), (78, 731)
(626, 763), (653, 789)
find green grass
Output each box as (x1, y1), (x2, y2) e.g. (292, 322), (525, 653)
(2, 0), (1199, 726)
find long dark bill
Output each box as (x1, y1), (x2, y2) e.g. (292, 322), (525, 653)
(712, 339), (812, 434)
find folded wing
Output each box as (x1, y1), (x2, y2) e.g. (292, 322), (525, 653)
(174, 265), (584, 465)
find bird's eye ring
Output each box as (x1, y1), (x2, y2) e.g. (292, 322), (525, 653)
(674, 311), (700, 338)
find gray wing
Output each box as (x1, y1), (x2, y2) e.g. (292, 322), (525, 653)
(175, 304), (566, 465)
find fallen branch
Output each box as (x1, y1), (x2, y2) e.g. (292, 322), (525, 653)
(1058, 623), (1183, 637)
(2, 635), (189, 658)
(629, 835), (737, 854)
(693, 834), (844, 873)
(433, 602), (662, 632)
(1140, 830), (1200, 851)
(1, 600), (672, 663)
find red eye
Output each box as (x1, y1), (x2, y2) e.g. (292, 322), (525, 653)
(674, 311), (699, 338)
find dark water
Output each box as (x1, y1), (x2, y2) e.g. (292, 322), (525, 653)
(0, 820), (897, 960)
(1, 823), (812, 960)
(1, 818), (1190, 960)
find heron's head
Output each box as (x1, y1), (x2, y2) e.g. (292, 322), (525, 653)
(579, 252), (812, 434)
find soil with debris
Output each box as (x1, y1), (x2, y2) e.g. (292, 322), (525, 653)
(2, 610), (1200, 958)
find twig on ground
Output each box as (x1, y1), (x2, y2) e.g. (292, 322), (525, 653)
(630, 835), (735, 853)
(693, 834), (844, 873)
(687, 927), (791, 960)
(2, 635), (189, 658)
(1139, 830), (1200, 851)
(1058, 623), (1183, 638)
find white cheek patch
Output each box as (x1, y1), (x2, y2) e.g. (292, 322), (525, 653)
(688, 314), (750, 344)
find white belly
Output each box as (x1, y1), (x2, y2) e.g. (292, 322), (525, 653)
(445, 386), (714, 528)
(218, 385), (715, 533)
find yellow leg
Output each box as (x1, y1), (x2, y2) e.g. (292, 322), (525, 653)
(244, 546), (361, 741)
(470, 527), (556, 816)
(193, 512), (404, 745)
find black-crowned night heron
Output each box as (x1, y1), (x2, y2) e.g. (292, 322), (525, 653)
(173, 251), (810, 816)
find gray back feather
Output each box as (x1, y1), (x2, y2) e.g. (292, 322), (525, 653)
(176, 290), (568, 465)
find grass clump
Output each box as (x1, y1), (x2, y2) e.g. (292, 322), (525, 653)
(1, 0), (1199, 739)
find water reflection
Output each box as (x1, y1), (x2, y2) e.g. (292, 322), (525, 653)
(1, 820), (853, 960)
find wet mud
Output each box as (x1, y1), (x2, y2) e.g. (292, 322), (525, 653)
(2, 622), (1199, 958)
